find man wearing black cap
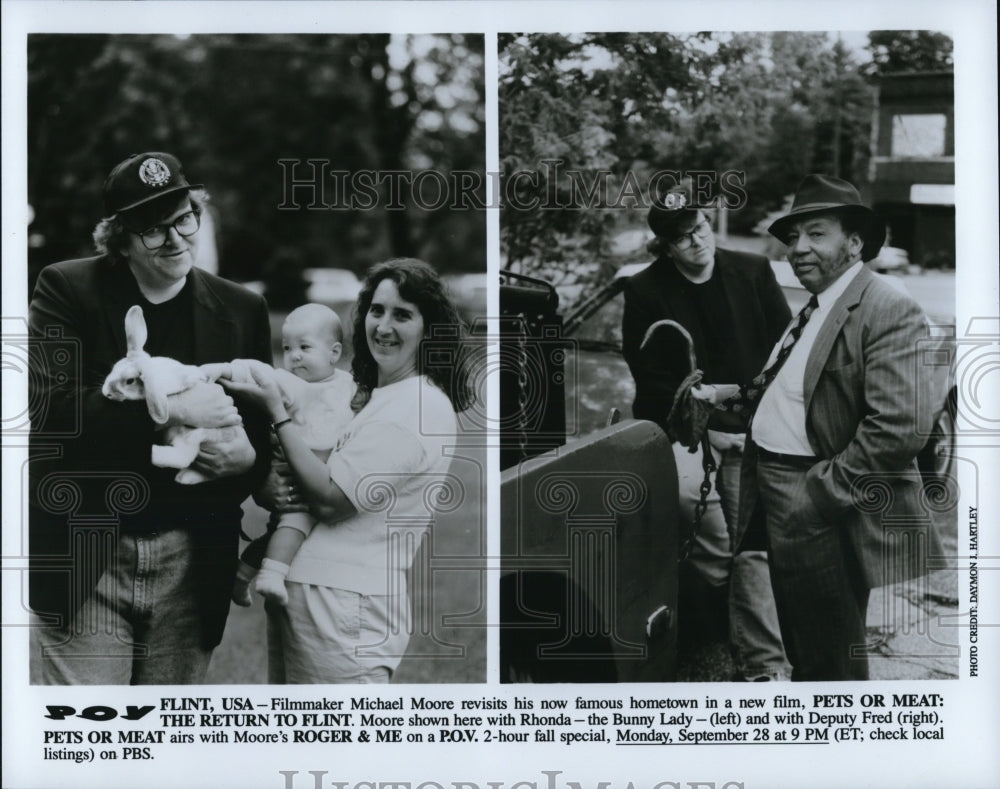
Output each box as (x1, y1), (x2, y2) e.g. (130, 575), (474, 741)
(622, 179), (792, 681)
(28, 152), (273, 684)
(730, 174), (939, 681)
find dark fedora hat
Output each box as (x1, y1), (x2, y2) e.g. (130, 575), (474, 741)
(103, 152), (202, 217)
(647, 178), (708, 240)
(768, 174), (886, 262)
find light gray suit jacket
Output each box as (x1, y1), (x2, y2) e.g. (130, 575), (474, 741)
(737, 266), (941, 588)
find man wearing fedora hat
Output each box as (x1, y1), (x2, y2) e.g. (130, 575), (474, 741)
(622, 178), (793, 681)
(727, 174), (939, 681)
(28, 152), (273, 684)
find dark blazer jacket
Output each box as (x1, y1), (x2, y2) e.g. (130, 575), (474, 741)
(736, 267), (941, 588)
(622, 247), (792, 435)
(28, 256), (273, 648)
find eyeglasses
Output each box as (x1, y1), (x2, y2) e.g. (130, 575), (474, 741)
(132, 210), (200, 250)
(670, 218), (712, 251)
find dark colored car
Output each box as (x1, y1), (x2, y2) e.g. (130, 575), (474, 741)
(498, 260), (956, 683)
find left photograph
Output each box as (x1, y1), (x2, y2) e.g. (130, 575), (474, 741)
(24, 33), (487, 685)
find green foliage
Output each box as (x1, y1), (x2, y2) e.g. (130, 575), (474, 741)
(28, 34), (485, 294)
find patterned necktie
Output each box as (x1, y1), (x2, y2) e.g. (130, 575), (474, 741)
(721, 294), (820, 413)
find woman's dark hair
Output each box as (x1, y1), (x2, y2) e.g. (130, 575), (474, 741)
(351, 258), (474, 412)
(92, 188), (208, 260)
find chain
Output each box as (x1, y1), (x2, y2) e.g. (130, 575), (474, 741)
(680, 432), (717, 562)
(515, 312), (530, 463)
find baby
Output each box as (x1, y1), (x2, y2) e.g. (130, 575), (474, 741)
(203, 303), (356, 606)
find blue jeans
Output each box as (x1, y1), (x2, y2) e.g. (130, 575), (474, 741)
(30, 529), (213, 685)
(673, 441), (791, 681)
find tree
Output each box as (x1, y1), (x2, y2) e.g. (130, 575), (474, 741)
(499, 33), (709, 291)
(498, 31), (876, 300)
(27, 34), (485, 301)
(865, 31), (954, 77)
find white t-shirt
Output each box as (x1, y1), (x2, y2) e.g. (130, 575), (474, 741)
(286, 375), (457, 595)
(273, 368), (356, 451)
(221, 361), (356, 451)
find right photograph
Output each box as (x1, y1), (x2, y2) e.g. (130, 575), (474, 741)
(497, 31), (959, 683)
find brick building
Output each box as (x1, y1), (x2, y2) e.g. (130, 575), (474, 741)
(868, 71), (955, 268)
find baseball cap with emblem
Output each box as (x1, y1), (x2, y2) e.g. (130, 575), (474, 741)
(647, 177), (708, 241)
(103, 152), (202, 218)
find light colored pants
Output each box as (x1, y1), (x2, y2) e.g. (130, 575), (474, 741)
(30, 529), (212, 685)
(266, 582), (411, 684)
(673, 442), (791, 681)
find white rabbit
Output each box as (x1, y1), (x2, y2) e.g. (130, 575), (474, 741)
(102, 305), (254, 485)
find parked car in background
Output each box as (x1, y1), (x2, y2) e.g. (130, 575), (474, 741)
(570, 257), (954, 471)
(868, 245), (911, 274)
(304, 267), (362, 304)
(754, 202), (915, 274)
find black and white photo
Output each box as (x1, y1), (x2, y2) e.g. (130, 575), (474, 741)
(2, 3), (997, 789)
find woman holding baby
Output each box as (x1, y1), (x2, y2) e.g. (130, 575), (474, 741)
(225, 257), (473, 684)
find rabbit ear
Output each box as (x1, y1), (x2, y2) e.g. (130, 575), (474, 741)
(124, 305), (148, 356)
(136, 361), (171, 424)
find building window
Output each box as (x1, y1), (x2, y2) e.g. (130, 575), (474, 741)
(891, 113), (947, 158)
